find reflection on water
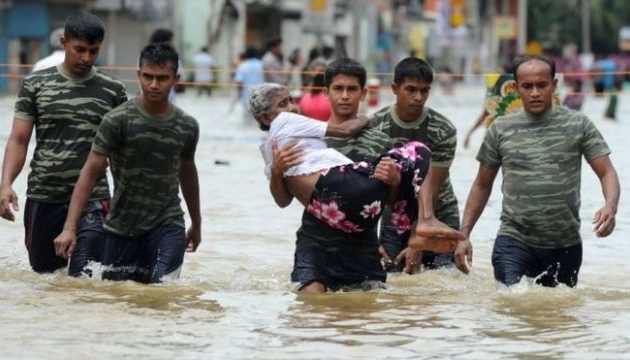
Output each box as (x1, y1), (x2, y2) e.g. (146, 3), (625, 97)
(1, 92), (630, 358)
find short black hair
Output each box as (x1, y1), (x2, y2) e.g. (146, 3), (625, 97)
(393, 57), (434, 84)
(266, 37), (282, 50)
(243, 46), (259, 59)
(139, 43), (179, 73)
(512, 55), (556, 81)
(149, 28), (174, 44)
(64, 12), (105, 44)
(322, 45), (334, 59)
(325, 58), (366, 88)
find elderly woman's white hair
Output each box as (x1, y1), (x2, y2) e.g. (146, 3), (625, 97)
(248, 83), (288, 121)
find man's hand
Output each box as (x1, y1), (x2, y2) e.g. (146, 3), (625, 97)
(54, 229), (77, 259)
(593, 205), (616, 237)
(0, 185), (19, 221)
(186, 225), (201, 252)
(454, 239), (472, 274)
(396, 247), (422, 274)
(373, 156), (401, 187)
(408, 219), (463, 253)
(271, 140), (303, 175)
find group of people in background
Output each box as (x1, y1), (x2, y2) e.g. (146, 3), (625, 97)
(0, 11), (621, 293)
(233, 37), (336, 123)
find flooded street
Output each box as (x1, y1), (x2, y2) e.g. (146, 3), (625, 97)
(1, 86), (629, 359)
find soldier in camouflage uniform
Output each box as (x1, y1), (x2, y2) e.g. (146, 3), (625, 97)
(371, 57), (462, 274)
(269, 58), (458, 293)
(460, 55), (620, 287)
(0, 12), (127, 275)
(54, 43), (201, 284)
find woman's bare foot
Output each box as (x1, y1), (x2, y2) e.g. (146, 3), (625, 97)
(408, 219), (463, 252)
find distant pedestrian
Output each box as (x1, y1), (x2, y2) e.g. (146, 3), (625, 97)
(234, 47), (264, 123)
(262, 37), (288, 85)
(192, 46), (215, 96)
(298, 62), (331, 121)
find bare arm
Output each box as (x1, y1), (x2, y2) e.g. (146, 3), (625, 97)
(325, 116), (369, 138)
(53, 150), (108, 258)
(0, 119), (34, 221)
(419, 166), (449, 222)
(588, 155), (620, 237)
(464, 110), (488, 149)
(454, 164), (499, 274)
(269, 141), (302, 208)
(460, 164), (499, 239)
(180, 159), (202, 251)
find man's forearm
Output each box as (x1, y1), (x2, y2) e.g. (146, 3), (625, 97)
(269, 171), (293, 207)
(64, 169), (100, 230)
(418, 167), (448, 220)
(0, 140), (28, 187)
(179, 162), (201, 226)
(601, 168), (620, 212)
(460, 184), (492, 239)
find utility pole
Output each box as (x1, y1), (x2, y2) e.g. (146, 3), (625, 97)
(517, 0), (527, 53)
(581, 0), (591, 53)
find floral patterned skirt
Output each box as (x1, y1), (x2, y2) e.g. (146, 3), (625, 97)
(306, 141), (431, 234)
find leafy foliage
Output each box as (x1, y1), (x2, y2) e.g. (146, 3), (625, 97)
(527, 0), (630, 54)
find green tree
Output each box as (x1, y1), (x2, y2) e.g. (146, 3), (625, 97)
(527, 0), (630, 54)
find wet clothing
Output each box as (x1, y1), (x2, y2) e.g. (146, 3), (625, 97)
(14, 64), (126, 274)
(260, 112), (352, 179)
(24, 199), (108, 275)
(102, 223), (186, 283)
(371, 105), (460, 267)
(290, 136), (432, 290)
(291, 128), (392, 290)
(306, 142), (430, 234)
(288, 126), (395, 290)
(292, 211), (387, 291)
(14, 64), (127, 203)
(492, 235), (582, 287)
(477, 106), (610, 249)
(92, 98), (199, 237)
(261, 113), (429, 235)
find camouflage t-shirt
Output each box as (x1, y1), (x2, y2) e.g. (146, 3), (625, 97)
(92, 99), (199, 236)
(14, 65), (127, 202)
(477, 106), (610, 248)
(371, 105), (460, 228)
(325, 127), (393, 163)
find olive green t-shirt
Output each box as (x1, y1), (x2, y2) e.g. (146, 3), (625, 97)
(477, 106), (610, 248)
(92, 99), (199, 236)
(371, 105), (460, 228)
(14, 65), (127, 202)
